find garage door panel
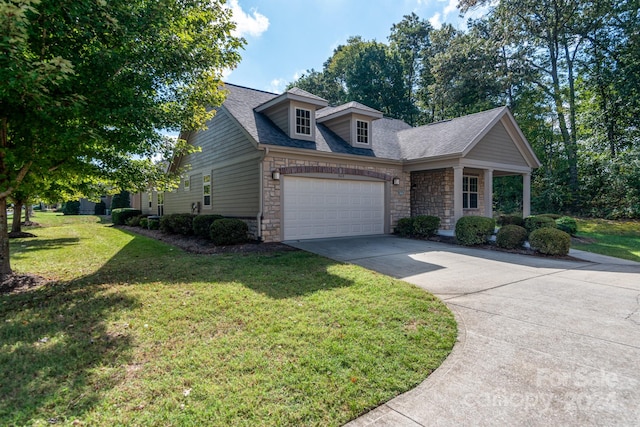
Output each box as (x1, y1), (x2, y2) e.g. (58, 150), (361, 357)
(283, 177), (385, 240)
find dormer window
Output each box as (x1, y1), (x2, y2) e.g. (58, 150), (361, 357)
(295, 108), (311, 135)
(356, 120), (369, 144)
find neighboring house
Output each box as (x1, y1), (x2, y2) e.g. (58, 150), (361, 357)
(79, 195), (112, 215)
(139, 83), (540, 242)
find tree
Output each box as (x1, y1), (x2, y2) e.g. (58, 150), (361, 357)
(0, 0), (243, 279)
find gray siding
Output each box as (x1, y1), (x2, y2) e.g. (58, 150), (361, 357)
(467, 122), (529, 166)
(267, 104), (289, 136)
(322, 117), (351, 143)
(164, 109), (260, 217)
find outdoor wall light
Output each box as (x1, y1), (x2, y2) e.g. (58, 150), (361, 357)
(272, 170), (280, 180)
(392, 177), (400, 185)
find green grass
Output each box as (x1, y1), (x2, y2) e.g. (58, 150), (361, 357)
(572, 218), (640, 262)
(2, 213), (457, 426)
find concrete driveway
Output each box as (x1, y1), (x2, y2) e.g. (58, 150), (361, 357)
(287, 235), (640, 426)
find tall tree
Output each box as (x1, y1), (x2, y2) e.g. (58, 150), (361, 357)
(0, 0), (243, 279)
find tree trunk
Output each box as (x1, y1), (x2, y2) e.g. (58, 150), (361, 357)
(12, 200), (23, 233)
(0, 197), (13, 280)
(25, 201), (31, 223)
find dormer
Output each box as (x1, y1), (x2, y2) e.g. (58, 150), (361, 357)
(316, 102), (383, 148)
(255, 87), (328, 142)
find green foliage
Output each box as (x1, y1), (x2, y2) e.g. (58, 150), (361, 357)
(192, 214), (224, 239)
(140, 217), (148, 229)
(496, 225), (528, 249)
(159, 213), (195, 235)
(111, 208), (142, 226)
(413, 215), (441, 238)
(62, 201), (80, 215)
(125, 214), (150, 227)
(395, 217), (415, 237)
(524, 216), (557, 234)
(110, 191), (130, 210)
(210, 218), (248, 245)
(555, 216), (578, 235)
(455, 216), (496, 246)
(497, 214), (524, 227)
(148, 218), (160, 230)
(94, 201), (106, 215)
(537, 213), (562, 220)
(529, 228), (571, 256)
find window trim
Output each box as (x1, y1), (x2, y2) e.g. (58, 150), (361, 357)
(355, 120), (369, 145)
(183, 176), (190, 191)
(295, 107), (312, 136)
(463, 175), (479, 209)
(203, 174), (212, 208)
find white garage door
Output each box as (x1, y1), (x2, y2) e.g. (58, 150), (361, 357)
(283, 176), (385, 240)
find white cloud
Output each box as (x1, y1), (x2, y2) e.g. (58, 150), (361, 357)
(267, 78), (287, 94)
(429, 12), (442, 29)
(443, 0), (459, 16)
(227, 0), (269, 38)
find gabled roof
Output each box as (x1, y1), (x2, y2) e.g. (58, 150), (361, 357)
(254, 87), (328, 112)
(218, 83), (540, 168)
(316, 102), (383, 122)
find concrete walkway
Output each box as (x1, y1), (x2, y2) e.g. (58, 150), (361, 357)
(287, 236), (640, 426)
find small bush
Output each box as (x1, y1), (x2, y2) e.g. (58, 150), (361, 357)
(455, 216), (496, 246)
(160, 213), (195, 235)
(111, 208), (142, 225)
(555, 216), (578, 235)
(413, 215), (440, 238)
(529, 228), (571, 256)
(395, 217), (415, 237)
(210, 218), (248, 245)
(193, 214), (225, 238)
(496, 225), (528, 249)
(140, 218), (149, 228)
(537, 213), (562, 220)
(148, 218), (160, 230)
(497, 214), (524, 227)
(62, 201), (80, 215)
(524, 215), (557, 234)
(94, 201), (106, 215)
(126, 214), (150, 227)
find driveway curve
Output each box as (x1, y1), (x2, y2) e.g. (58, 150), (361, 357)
(287, 235), (640, 426)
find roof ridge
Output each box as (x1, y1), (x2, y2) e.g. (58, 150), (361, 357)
(223, 82), (279, 96)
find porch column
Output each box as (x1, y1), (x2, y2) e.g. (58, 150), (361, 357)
(523, 172), (531, 217)
(453, 166), (464, 224)
(484, 168), (493, 218)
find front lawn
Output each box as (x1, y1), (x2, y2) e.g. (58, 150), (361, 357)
(2, 213), (456, 426)
(573, 218), (640, 262)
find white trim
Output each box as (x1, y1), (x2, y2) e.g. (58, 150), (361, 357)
(463, 175), (479, 209)
(203, 173), (212, 209)
(355, 120), (370, 145)
(183, 176), (190, 191)
(294, 107), (312, 136)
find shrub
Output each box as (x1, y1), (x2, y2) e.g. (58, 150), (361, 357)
(160, 213), (195, 235)
(62, 201), (80, 215)
(210, 218), (248, 245)
(455, 216), (496, 246)
(192, 214), (224, 238)
(413, 215), (440, 238)
(111, 208), (142, 225)
(496, 225), (528, 249)
(110, 191), (130, 210)
(537, 213), (562, 220)
(497, 214), (524, 227)
(94, 201), (106, 215)
(126, 214), (150, 227)
(555, 216), (578, 235)
(140, 217), (149, 228)
(529, 228), (571, 256)
(148, 218), (160, 230)
(524, 215), (557, 234)
(395, 217), (415, 237)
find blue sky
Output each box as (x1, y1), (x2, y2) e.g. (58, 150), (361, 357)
(225, 0), (485, 93)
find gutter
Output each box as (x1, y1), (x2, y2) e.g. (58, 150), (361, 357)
(256, 146), (269, 240)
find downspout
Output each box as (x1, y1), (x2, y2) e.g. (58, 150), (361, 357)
(257, 146), (269, 241)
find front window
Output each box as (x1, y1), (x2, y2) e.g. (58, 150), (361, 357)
(463, 176), (478, 209)
(356, 120), (369, 144)
(184, 176), (190, 191)
(295, 108), (311, 135)
(148, 192), (152, 208)
(157, 192), (164, 216)
(203, 174), (211, 207)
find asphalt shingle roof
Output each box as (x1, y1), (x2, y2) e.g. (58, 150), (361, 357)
(221, 83), (509, 162)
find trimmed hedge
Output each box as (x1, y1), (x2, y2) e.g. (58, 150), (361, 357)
(395, 215), (441, 238)
(193, 214), (225, 239)
(140, 217), (149, 229)
(148, 218), (160, 230)
(210, 218), (248, 245)
(160, 213), (196, 235)
(455, 216), (496, 246)
(496, 225), (528, 249)
(555, 216), (578, 235)
(524, 215), (557, 234)
(537, 213), (562, 220)
(497, 214), (524, 227)
(413, 215), (440, 238)
(112, 208), (142, 225)
(529, 227), (571, 256)
(126, 214), (150, 227)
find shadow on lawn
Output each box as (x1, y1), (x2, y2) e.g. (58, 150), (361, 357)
(0, 280), (138, 423)
(10, 237), (81, 257)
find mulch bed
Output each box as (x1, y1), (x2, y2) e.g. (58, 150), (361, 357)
(118, 225), (298, 255)
(0, 273), (51, 295)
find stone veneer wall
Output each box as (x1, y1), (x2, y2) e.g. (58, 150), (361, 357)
(261, 156), (410, 242)
(410, 169), (485, 230)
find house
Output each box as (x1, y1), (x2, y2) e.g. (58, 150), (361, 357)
(135, 83), (540, 242)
